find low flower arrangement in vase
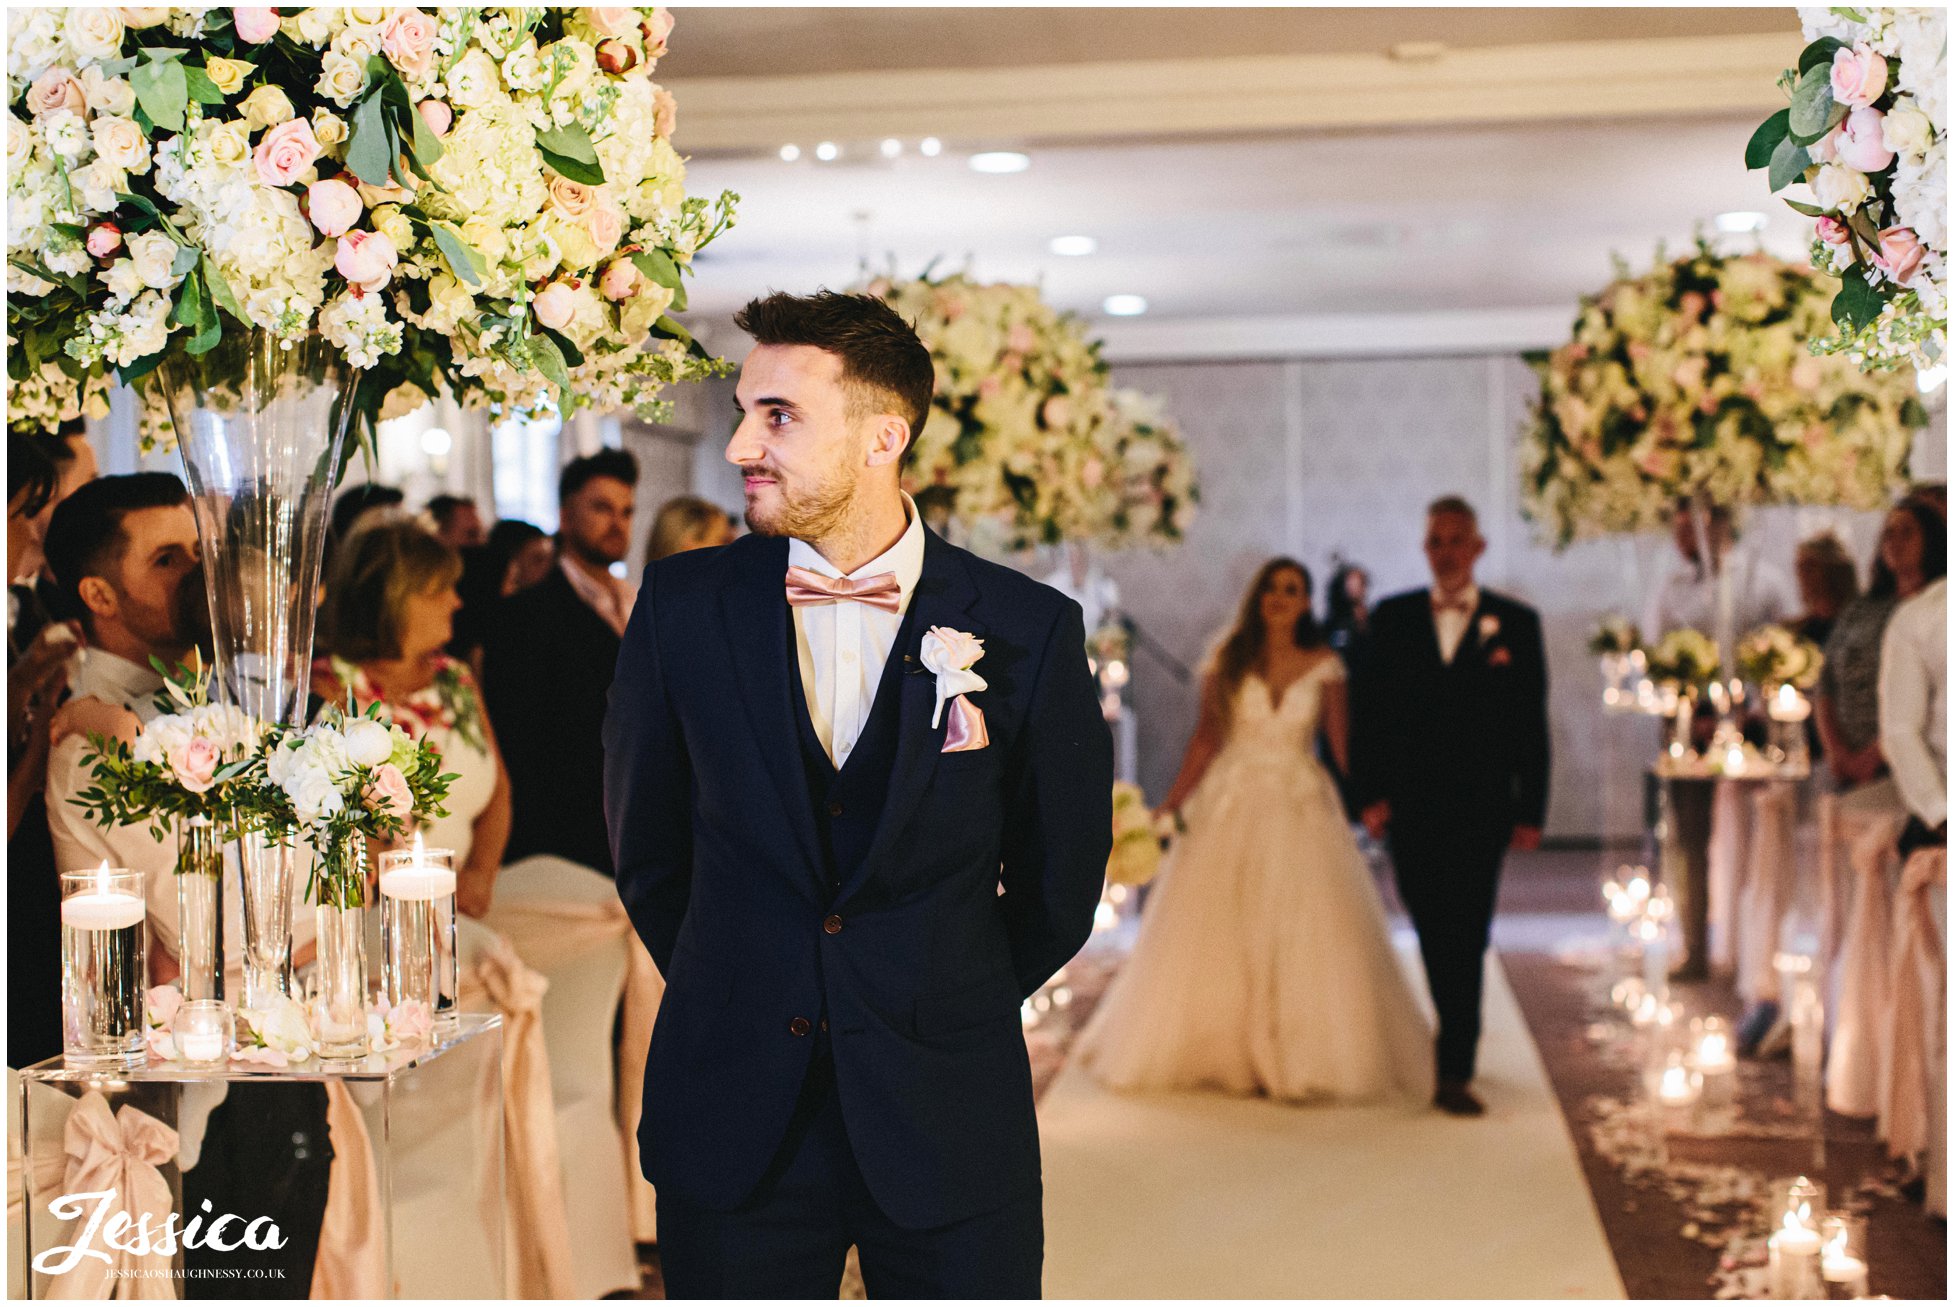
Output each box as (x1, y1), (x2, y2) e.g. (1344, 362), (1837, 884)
(1735, 623), (1826, 692)
(1645, 628), (1722, 691)
(1106, 780), (1163, 888)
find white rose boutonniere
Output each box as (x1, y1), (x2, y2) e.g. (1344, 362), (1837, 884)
(919, 626), (987, 728)
(1478, 613), (1501, 642)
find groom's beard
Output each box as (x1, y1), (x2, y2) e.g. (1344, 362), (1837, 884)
(743, 462), (856, 543)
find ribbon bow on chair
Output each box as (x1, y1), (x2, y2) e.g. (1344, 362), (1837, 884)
(39, 1090), (178, 1300)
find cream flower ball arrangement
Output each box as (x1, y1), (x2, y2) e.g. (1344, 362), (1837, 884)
(6, 6), (736, 442)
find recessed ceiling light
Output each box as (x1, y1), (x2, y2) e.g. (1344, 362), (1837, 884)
(1717, 211), (1768, 234)
(779, 144), (800, 162)
(1050, 235), (1098, 257)
(815, 141), (839, 162)
(969, 151), (1030, 174)
(1102, 295), (1148, 317)
(880, 138), (902, 159)
(919, 137), (942, 157)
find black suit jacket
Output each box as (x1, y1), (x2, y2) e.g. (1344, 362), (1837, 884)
(1352, 587), (1550, 834)
(481, 565), (620, 876)
(603, 528), (1112, 1229)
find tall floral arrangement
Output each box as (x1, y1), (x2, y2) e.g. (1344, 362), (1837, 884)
(1520, 241), (1925, 546)
(1093, 388), (1198, 548)
(868, 272), (1113, 550)
(5, 6), (735, 441)
(1747, 7), (1945, 371)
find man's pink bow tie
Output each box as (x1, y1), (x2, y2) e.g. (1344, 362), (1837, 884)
(1432, 594), (1473, 615)
(784, 566), (902, 613)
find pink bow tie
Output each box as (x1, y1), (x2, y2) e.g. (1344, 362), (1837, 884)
(785, 566), (902, 613)
(1432, 594), (1473, 615)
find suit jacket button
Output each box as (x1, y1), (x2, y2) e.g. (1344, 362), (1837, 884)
(789, 1017), (812, 1037)
(827, 799), (845, 817)
(823, 914), (843, 935)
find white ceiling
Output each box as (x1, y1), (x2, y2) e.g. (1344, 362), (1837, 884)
(665, 6), (1809, 354)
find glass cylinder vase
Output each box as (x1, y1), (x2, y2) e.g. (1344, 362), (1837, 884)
(175, 816), (226, 1006)
(311, 840), (372, 1060)
(379, 845), (459, 1037)
(157, 329), (360, 1009)
(60, 867), (147, 1068)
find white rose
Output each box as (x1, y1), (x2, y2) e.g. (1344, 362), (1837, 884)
(369, 202), (413, 250)
(241, 85), (295, 131)
(445, 50), (500, 109)
(294, 7), (341, 47)
(69, 159), (122, 212)
(102, 257), (143, 299)
(425, 272), (476, 329)
(330, 23), (383, 65)
(6, 113), (31, 172)
(288, 763), (344, 826)
(1813, 163), (1873, 213)
(311, 109), (347, 150)
(316, 51), (368, 108)
(1882, 100), (1935, 159)
(90, 115), (148, 173)
(342, 717), (393, 767)
(64, 6), (125, 62)
(209, 119), (251, 168)
(128, 231), (179, 289)
(345, 6), (389, 25)
(77, 67), (135, 118)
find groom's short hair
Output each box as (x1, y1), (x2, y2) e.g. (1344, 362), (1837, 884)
(734, 291), (934, 457)
(1426, 495), (1479, 530)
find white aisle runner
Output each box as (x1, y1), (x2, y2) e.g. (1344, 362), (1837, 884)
(1038, 943), (1625, 1299)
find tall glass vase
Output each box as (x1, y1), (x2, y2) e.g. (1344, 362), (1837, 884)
(157, 330), (360, 1009)
(311, 839), (371, 1060)
(175, 816), (225, 1005)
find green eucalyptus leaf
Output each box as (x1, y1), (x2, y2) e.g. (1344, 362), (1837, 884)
(202, 252), (245, 323)
(1798, 36), (1847, 75)
(1788, 69), (1837, 141)
(542, 326), (584, 367)
(429, 222), (486, 286)
(537, 145), (603, 186)
(1831, 265), (1884, 330)
(182, 64), (226, 105)
(1768, 135), (1811, 192)
(536, 122), (599, 166)
(1745, 109), (1791, 170)
(130, 55), (188, 134)
(346, 89), (393, 186)
(525, 332), (572, 393)
(170, 242), (201, 276)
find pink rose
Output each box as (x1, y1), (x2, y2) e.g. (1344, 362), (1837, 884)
(977, 375), (1002, 400)
(381, 9), (439, 79)
(1040, 395), (1072, 429)
(26, 69), (86, 118)
(253, 116), (322, 188)
(167, 736), (221, 794)
(334, 228), (397, 291)
(306, 177), (362, 236)
(532, 281), (576, 329)
(1836, 106), (1895, 174)
(1816, 215), (1851, 245)
(232, 7), (280, 44)
(652, 88), (676, 138)
(1081, 456), (1105, 490)
(641, 7), (675, 56)
(595, 38), (639, 76)
(1830, 43), (1889, 110)
(1006, 323), (1036, 353)
(415, 98), (452, 138)
(546, 175), (596, 218)
(86, 222), (123, 257)
(586, 7), (639, 38)
(583, 200), (623, 256)
(1874, 226), (1926, 284)
(364, 762), (413, 818)
(146, 984), (184, 1028)
(598, 259), (638, 301)
(1807, 125), (1841, 165)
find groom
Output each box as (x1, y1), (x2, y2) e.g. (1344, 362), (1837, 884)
(603, 290), (1113, 1297)
(1354, 496), (1549, 1117)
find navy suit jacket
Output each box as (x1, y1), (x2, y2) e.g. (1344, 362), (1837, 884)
(603, 527), (1113, 1229)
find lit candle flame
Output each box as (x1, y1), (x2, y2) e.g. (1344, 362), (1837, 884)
(1699, 1031), (1729, 1063)
(95, 859), (110, 895)
(411, 828), (425, 864)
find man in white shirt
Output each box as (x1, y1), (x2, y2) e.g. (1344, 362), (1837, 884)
(41, 473), (243, 983)
(1643, 501), (1799, 646)
(1879, 574), (1947, 843)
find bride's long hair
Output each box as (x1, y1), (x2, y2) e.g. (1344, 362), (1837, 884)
(1201, 557), (1324, 731)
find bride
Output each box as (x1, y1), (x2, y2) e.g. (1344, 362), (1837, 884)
(1078, 558), (1432, 1102)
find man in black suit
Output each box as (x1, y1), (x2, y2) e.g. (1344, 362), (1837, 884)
(482, 448), (639, 876)
(604, 291), (1112, 1297)
(1354, 496), (1549, 1117)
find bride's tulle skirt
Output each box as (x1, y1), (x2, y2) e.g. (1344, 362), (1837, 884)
(1077, 748), (1435, 1103)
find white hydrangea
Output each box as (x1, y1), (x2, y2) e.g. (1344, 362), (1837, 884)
(317, 290), (402, 368)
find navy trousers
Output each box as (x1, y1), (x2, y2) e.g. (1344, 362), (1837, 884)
(1389, 815), (1511, 1084)
(656, 1038), (1043, 1299)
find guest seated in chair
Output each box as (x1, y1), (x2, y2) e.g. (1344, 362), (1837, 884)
(314, 519), (511, 918)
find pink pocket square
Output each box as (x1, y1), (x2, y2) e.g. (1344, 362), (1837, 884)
(1487, 646), (1513, 667)
(942, 694), (989, 753)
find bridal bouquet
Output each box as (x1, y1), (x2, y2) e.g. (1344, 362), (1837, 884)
(1735, 623), (1825, 691)
(5, 6), (736, 439)
(1520, 241), (1923, 546)
(70, 654), (265, 841)
(252, 702), (454, 908)
(1747, 7), (1945, 371)
(1644, 628), (1721, 689)
(1094, 388), (1199, 548)
(1105, 780), (1163, 887)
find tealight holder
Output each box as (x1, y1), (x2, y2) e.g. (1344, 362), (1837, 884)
(60, 866), (148, 1068)
(1690, 1014), (1738, 1129)
(173, 999), (233, 1066)
(379, 843), (459, 1036)
(1820, 1213), (1869, 1299)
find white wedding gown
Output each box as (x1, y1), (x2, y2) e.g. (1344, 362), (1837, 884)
(1078, 657), (1434, 1101)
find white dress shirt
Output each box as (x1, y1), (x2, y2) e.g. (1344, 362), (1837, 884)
(789, 495), (926, 768)
(1642, 547), (1799, 646)
(1878, 578), (1947, 829)
(1432, 583), (1480, 665)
